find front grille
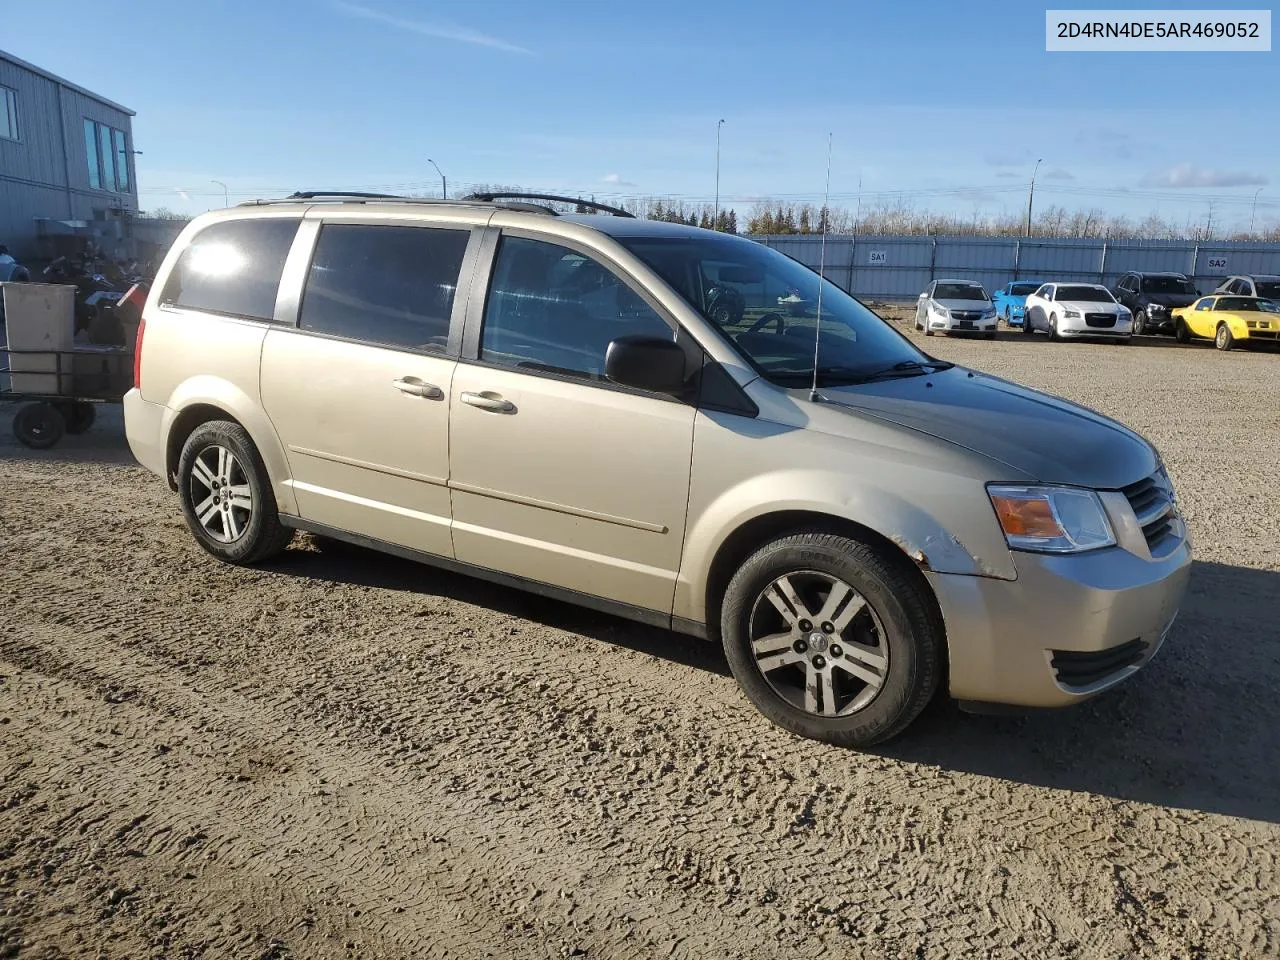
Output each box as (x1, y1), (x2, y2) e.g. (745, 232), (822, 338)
(1248, 330), (1280, 340)
(1121, 473), (1179, 554)
(1085, 313), (1116, 328)
(1051, 639), (1147, 688)
(952, 311), (981, 321)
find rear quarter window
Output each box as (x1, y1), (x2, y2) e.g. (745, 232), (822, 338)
(160, 218), (301, 321)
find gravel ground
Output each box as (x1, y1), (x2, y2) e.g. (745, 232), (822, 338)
(2, 325), (1278, 959)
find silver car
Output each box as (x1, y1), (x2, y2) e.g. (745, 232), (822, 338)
(124, 193), (1191, 746)
(914, 279), (999, 338)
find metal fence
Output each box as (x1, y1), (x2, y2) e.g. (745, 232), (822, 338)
(752, 234), (1280, 300)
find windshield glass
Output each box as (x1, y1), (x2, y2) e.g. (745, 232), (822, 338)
(934, 282), (987, 301)
(617, 234), (928, 385)
(1057, 285), (1115, 303)
(1218, 296), (1278, 313)
(1255, 280), (1280, 298)
(1010, 283), (1039, 296)
(1142, 276), (1196, 295)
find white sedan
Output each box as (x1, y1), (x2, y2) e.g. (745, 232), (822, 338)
(1023, 283), (1132, 341)
(914, 279), (998, 338)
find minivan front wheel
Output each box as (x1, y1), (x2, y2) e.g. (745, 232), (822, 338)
(177, 420), (295, 565)
(721, 532), (943, 747)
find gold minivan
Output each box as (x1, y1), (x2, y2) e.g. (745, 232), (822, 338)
(125, 192), (1191, 746)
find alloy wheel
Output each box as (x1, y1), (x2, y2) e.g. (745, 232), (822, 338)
(747, 571), (889, 717)
(188, 444), (254, 543)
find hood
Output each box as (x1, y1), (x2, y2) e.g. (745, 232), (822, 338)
(1059, 299), (1124, 314)
(815, 367), (1156, 489)
(1143, 291), (1198, 308)
(935, 298), (991, 312)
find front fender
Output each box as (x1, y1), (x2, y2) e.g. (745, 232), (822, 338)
(674, 467), (1014, 625)
(162, 376), (298, 516)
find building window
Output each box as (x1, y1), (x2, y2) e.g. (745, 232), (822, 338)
(1, 86), (18, 141)
(83, 118), (131, 192)
(84, 119), (101, 188)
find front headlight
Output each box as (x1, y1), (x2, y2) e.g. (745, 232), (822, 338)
(932, 302), (949, 314)
(981, 308), (996, 319)
(1147, 303), (1167, 313)
(988, 484), (1116, 553)
(1063, 309), (1081, 319)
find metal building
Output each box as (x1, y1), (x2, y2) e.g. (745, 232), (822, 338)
(0, 48), (138, 261)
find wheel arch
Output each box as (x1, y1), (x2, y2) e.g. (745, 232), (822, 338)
(161, 380), (297, 515)
(698, 509), (943, 643)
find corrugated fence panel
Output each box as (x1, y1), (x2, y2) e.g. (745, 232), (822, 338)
(752, 235), (1280, 300)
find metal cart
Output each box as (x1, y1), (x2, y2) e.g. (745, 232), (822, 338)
(1, 347), (133, 449)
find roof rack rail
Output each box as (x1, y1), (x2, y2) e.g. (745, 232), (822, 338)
(462, 192), (635, 218)
(285, 190), (404, 200)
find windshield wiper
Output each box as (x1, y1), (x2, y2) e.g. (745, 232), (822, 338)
(844, 359), (954, 383)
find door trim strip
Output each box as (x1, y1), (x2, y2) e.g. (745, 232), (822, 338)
(448, 480), (668, 533)
(288, 445), (448, 487)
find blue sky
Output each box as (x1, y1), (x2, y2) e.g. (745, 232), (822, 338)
(7, 0), (1277, 230)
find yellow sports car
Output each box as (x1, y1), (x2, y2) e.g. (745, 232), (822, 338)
(1172, 295), (1280, 350)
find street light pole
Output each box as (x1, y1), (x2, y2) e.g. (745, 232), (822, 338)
(1251, 187), (1264, 234)
(211, 180), (228, 207)
(714, 119), (725, 230)
(427, 158), (446, 200)
(1024, 158), (1043, 238)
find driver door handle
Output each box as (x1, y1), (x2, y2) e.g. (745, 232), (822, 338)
(392, 377), (444, 400)
(460, 391), (516, 414)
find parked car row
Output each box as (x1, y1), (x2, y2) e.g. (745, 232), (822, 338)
(912, 271), (1280, 351)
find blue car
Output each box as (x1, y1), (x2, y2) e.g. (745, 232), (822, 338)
(991, 281), (1044, 327)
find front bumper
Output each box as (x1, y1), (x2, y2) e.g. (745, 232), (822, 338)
(1140, 309), (1176, 331)
(930, 535), (1191, 708)
(1058, 316), (1133, 338)
(928, 316), (998, 334)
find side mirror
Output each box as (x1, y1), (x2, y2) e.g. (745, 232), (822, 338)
(605, 335), (686, 394)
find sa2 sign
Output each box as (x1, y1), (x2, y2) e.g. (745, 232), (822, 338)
(1206, 256), (1228, 272)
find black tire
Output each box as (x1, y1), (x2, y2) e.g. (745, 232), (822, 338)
(1049, 314), (1060, 341)
(58, 401), (96, 435)
(1174, 319), (1191, 344)
(1133, 309), (1147, 336)
(720, 531), (944, 747)
(13, 402), (66, 449)
(1215, 323), (1234, 352)
(1022, 314), (1035, 336)
(177, 420), (295, 565)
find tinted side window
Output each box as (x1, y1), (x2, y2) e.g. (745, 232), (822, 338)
(299, 224), (469, 351)
(480, 236), (673, 381)
(161, 219), (300, 321)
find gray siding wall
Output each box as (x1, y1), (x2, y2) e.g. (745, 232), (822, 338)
(0, 54), (137, 259)
(754, 235), (1280, 300)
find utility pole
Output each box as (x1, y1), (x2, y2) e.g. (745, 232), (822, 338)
(211, 180), (228, 207)
(427, 158), (446, 199)
(1205, 201), (1215, 240)
(714, 119), (725, 230)
(1024, 158), (1043, 237)
(1250, 188), (1264, 234)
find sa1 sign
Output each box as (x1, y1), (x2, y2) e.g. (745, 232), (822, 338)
(868, 250), (888, 265)
(1206, 256), (1228, 271)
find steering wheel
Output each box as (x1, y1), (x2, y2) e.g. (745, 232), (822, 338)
(746, 311), (786, 335)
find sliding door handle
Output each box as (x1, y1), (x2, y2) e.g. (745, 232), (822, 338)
(460, 391), (516, 414)
(392, 377), (444, 400)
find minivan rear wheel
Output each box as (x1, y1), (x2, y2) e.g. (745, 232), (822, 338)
(177, 420), (295, 565)
(720, 532), (943, 747)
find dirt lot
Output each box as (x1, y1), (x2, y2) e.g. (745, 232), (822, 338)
(2, 325), (1278, 959)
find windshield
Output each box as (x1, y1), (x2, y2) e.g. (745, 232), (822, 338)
(934, 282), (987, 301)
(1217, 296), (1279, 313)
(1057, 285), (1116, 303)
(617, 234), (929, 385)
(1142, 276), (1196, 295)
(1010, 283), (1039, 296)
(1255, 280), (1280, 298)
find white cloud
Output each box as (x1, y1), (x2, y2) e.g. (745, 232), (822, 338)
(600, 173), (637, 186)
(1140, 164), (1267, 189)
(1044, 168), (1076, 181)
(332, 1), (533, 55)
